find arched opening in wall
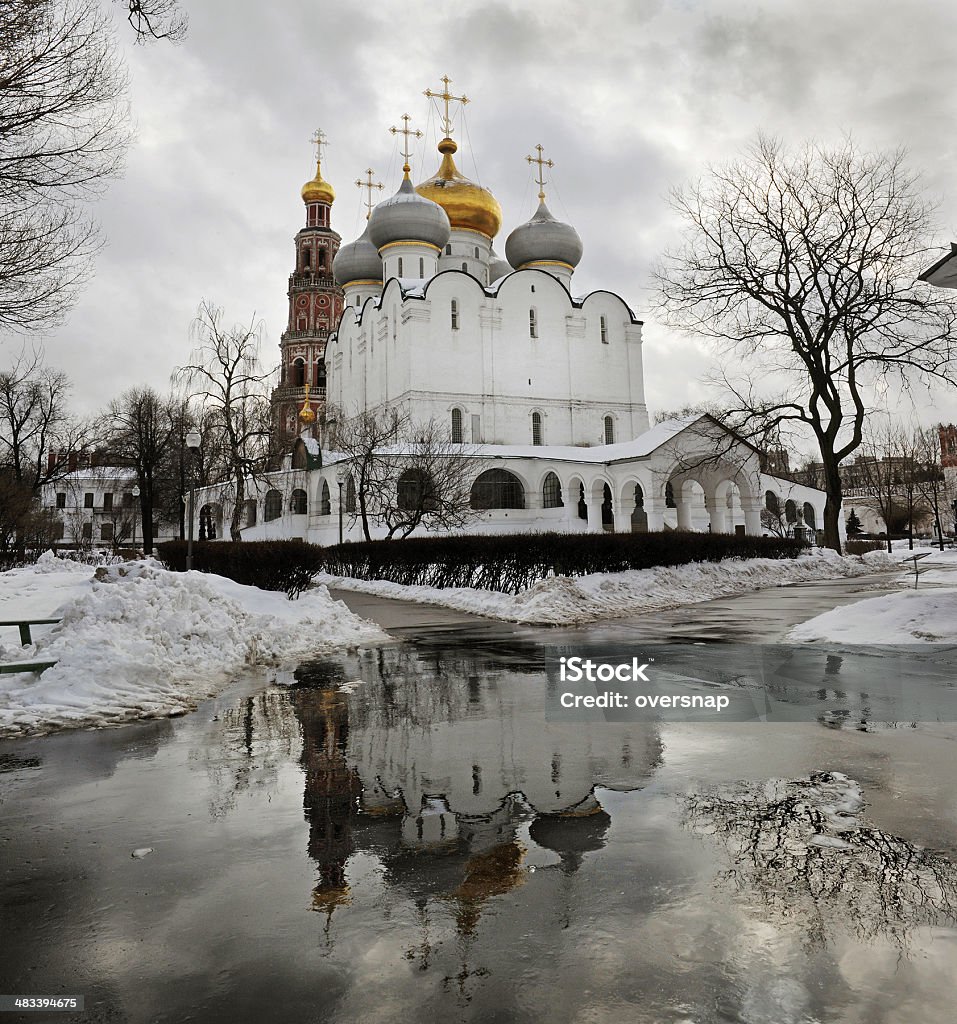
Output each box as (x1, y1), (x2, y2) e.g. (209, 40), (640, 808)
(319, 480), (331, 516)
(603, 415), (615, 444)
(542, 472), (563, 508)
(451, 408), (463, 444)
(243, 500), (257, 528)
(601, 483), (614, 529)
(199, 503), (222, 540)
(470, 469), (525, 510)
(290, 489), (307, 515)
(723, 481), (744, 534)
(765, 490), (780, 516)
(631, 484), (648, 532)
(264, 489), (283, 522)
(803, 502), (816, 529)
(665, 481), (676, 508)
(445, 244), (452, 255)
(462, 262), (468, 271)
(529, 308), (538, 338)
(302, 247), (311, 270)
(785, 499), (798, 525)
(578, 482), (587, 521)
(450, 299), (459, 330)
(397, 469), (437, 512)
(316, 359), (326, 393)
(345, 475), (356, 514)
(293, 359), (306, 387)
(532, 411), (543, 446)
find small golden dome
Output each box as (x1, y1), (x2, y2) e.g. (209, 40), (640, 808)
(301, 160), (335, 205)
(415, 138), (502, 240)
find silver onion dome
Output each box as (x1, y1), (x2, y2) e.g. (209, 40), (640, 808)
(367, 175), (451, 252)
(332, 222), (382, 286)
(505, 200), (583, 271)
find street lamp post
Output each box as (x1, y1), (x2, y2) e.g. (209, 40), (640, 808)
(131, 484), (140, 556)
(185, 430), (201, 570)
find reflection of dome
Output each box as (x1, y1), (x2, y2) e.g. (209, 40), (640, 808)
(505, 199), (583, 270)
(301, 160), (335, 204)
(333, 222), (382, 286)
(416, 138), (502, 239)
(488, 248), (511, 282)
(368, 175), (450, 251)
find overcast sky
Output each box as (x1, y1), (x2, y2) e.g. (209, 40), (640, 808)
(10, 0), (957, 439)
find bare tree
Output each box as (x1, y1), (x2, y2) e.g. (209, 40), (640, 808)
(175, 301), (275, 541)
(115, 0), (187, 42)
(656, 135), (957, 552)
(0, 1), (131, 333)
(330, 406), (478, 541)
(916, 426), (950, 550)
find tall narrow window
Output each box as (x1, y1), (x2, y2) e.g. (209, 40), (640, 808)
(451, 408), (463, 443)
(450, 299), (459, 330)
(302, 247), (311, 270)
(55, 492), (66, 509)
(419, 257), (424, 277)
(531, 411), (543, 446)
(474, 246), (479, 258)
(446, 244), (452, 255)
(462, 262), (468, 271)
(293, 359), (306, 387)
(604, 415), (615, 444)
(84, 492), (94, 509)
(397, 256), (403, 277)
(529, 308), (538, 338)
(103, 493), (113, 512)
(600, 315), (608, 344)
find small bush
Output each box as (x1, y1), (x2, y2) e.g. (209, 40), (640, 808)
(844, 539), (884, 555)
(321, 531), (807, 595)
(156, 540), (325, 598)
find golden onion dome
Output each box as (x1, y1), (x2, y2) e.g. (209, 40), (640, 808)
(415, 138), (502, 240)
(301, 160), (335, 205)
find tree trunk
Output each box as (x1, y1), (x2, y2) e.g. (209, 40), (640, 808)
(820, 455), (844, 553)
(230, 470), (244, 541)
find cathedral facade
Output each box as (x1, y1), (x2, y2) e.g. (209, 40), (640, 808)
(214, 85), (832, 545)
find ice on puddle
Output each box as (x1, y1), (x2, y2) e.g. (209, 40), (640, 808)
(131, 847), (154, 859)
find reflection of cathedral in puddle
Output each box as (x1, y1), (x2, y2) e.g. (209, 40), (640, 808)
(286, 647), (661, 947)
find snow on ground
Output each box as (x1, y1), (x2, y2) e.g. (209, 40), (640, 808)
(317, 549), (896, 627)
(0, 555), (387, 738)
(789, 544), (957, 643)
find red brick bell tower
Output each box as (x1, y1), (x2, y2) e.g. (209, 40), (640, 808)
(272, 129), (344, 443)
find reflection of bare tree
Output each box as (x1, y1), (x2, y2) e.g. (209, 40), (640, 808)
(684, 772), (957, 950)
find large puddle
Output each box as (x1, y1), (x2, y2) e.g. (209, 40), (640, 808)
(2, 636), (957, 1022)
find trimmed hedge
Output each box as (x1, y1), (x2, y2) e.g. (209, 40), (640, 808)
(843, 539), (885, 556)
(321, 531), (807, 594)
(156, 540), (325, 598)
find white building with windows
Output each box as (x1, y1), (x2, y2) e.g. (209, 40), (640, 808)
(198, 89), (832, 545)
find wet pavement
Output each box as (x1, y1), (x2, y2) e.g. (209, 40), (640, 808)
(3, 572), (957, 1023)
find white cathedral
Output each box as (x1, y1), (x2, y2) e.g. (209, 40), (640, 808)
(201, 83), (832, 545)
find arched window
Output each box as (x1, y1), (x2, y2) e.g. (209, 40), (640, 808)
(319, 480), (331, 516)
(451, 299), (459, 330)
(543, 472), (563, 508)
(531, 411), (543, 446)
(461, 262), (468, 271)
(765, 491), (780, 515)
(600, 315), (608, 344)
(292, 359), (306, 387)
(397, 469), (437, 512)
(451, 407), (464, 444)
(264, 489), (283, 522)
(470, 469), (525, 510)
(445, 244), (452, 255)
(316, 359), (326, 392)
(603, 415), (615, 444)
(785, 499), (797, 524)
(803, 502), (816, 529)
(529, 308), (538, 338)
(345, 475), (356, 514)
(397, 256), (404, 277)
(302, 247), (311, 270)
(243, 500), (257, 527)
(290, 489), (307, 515)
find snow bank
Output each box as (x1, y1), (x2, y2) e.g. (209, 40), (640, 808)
(0, 558), (386, 738)
(789, 586), (957, 644)
(318, 550), (896, 626)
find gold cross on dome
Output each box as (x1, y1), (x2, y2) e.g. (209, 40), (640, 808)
(390, 113), (423, 171)
(526, 144), (554, 201)
(424, 75), (469, 138)
(310, 128), (329, 163)
(355, 168), (384, 219)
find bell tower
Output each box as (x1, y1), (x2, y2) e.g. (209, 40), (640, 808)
(272, 129), (344, 442)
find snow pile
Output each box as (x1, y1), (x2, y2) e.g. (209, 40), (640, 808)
(319, 550), (896, 626)
(789, 586), (957, 644)
(0, 559), (386, 738)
